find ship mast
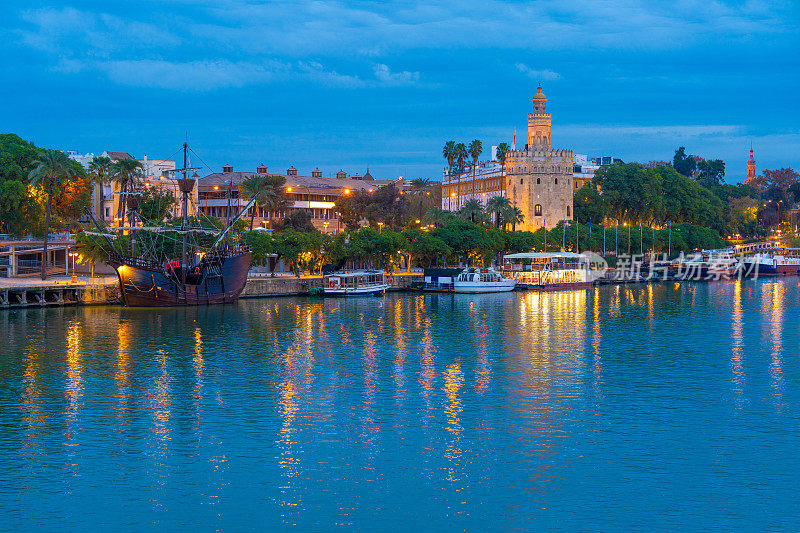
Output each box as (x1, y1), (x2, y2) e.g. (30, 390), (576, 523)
(176, 141), (196, 284)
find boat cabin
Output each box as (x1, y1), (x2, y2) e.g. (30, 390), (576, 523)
(501, 252), (589, 288)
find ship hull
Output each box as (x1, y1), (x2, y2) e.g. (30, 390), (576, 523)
(112, 251), (251, 307)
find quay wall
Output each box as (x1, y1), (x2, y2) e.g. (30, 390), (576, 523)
(1, 274), (424, 308)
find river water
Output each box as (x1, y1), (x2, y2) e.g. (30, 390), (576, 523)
(1, 280), (799, 531)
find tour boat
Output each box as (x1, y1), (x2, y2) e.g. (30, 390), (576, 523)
(453, 267), (516, 293)
(670, 249), (738, 280)
(742, 248), (800, 276)
(500, 252), (600, 290)
(323, 270), (390, 295)
(85, 141), (255, 306)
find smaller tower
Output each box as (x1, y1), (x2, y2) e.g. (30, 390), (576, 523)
(745, 145), (757, 185)
(527, 84), (551, 151)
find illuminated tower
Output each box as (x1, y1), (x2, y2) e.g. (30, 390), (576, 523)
(745, 145), (757, 185)
(527, 84), (551, 151)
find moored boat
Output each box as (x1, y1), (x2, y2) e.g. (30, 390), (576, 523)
(500, 252), (600, 290)
(85, 141), (257, 306)
(669, 249), (738, 280)
(742, 248), (800, 276)
(323, 270), (389, 295)
(453, 267), (516, 293)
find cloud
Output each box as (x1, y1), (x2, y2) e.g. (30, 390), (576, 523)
(515, 63), (560, 81)
(51, 57), (418, 91)
(372, 64), (420, 86)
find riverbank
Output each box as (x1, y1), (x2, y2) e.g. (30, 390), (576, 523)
(0, 273), (424, 308)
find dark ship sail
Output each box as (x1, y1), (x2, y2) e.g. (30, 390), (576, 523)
(86, 142), (255, 307)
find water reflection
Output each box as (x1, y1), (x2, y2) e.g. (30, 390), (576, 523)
(3, 282), (800, 530)
(731, 281), (745, 404)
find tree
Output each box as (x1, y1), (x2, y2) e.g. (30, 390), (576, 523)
(459, 198), (484, 224)
(239, 174), (267, 230)
(76, 231), (110, 278)
(496, 143), (510, 167)
(573, 183), (607, 223)
(243, 230), (274, 268)
(404, 228), (451, 267)
(485, 195), (511, 228)
(673, 146), (696, 178)
(422, 207), (455, 228)
(275, 209), (316, 233)
(761, 168), (799, 194)
(454, 143), (468, 174)
(410, 178), (430, 194)
(0, 134), (45, 235)
(697, 159), (726, 188)
(256, 174), (291, 222)
(442, 141), (456, 173)
(138, 186), (177, 223)
(272, 230), (309, 276)
(111, 158), (143, 227)
(502, 206), (524, 231)
(28, 149), (74, 279)
(468, 139), (482, 200)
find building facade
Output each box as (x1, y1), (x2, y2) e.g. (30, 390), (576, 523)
(198, 166), (397, 233)
(441, 161), (505, 211)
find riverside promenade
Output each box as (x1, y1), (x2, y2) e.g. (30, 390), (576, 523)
(0, 272), (423, 308)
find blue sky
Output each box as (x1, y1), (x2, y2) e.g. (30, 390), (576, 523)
(2, 0), (798, 182)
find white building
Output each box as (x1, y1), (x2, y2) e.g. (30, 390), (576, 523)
(64, 150), (95, 168)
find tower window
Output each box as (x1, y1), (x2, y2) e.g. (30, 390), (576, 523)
(535, 204), (542, 216)
(554, 178), (558, 185)
(566, 206), (571, 217)
(536, 178), (541, 184)
(520, 178), (523, 185)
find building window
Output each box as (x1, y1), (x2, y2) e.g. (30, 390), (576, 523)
(566, 205), (571, 217)
(536, 178), (541, 184)
(520, 178), (523, 185)
(535, 204), (542, 216)
(104, 207), (110, 219)
(575, 181), (579, 189)
(554, 178), (558, 184)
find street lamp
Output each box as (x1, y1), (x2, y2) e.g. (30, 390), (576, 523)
(378, 221), (384, 234)
(68, 251), (78, 283)
(323, 221), (329, 233)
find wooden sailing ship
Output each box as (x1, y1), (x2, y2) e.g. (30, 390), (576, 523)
(86, 142), (256, 306)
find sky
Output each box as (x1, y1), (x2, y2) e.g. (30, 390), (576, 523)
(2, 0), (798, 183)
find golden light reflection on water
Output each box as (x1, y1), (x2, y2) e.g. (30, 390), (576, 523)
(468, 302), (492, 395)
(21, 335), (45, 459)
(115, 320), (133, 424)
(442, 361), (464, 482)
(393, 298), (408, 397)
(767, 283), (785, 408)
(419, 315), (436, 413)
(730, 281), (745, 402)
(65, 320), (84, 420)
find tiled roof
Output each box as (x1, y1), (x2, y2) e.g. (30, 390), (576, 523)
(199, 171), (395, 192)
(104, 151), (134, 160)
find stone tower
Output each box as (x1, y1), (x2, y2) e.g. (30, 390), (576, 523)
(745, 145), (757, 185)
(527, 84), (551, 150)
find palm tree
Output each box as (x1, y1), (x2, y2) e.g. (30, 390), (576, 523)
(454, 143), (467, 174)
(257, 174), (292, 227)
(442, 141), (456, 174)
(468, 139), (482, 200)
(88, 156), (112, 219)
(459, 198), (484, 223)
(111, 158), (143, 227)
(239, 174), (268, 230)
(502, 206), (524, 231)
(486, 196), (511, 228)
(422, 207), (454, 228)
(410, 177), (430, 195)
(496, 143), (510, 168)
(28, 149), (74, 280)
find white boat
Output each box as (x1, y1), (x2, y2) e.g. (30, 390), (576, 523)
(500, 252), (602, 290)
(453, 267), (516, 293)
(323, 270), (390, 295)
(670, 249), (738, 280)
(743, 248), (800, 276)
